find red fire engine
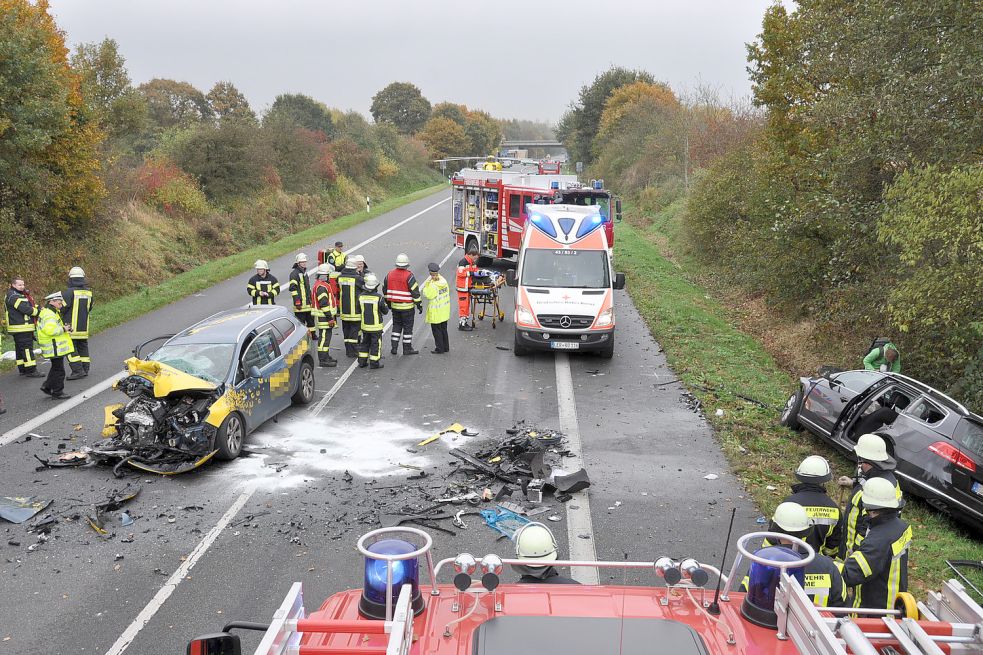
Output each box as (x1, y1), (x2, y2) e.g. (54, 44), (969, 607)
(537, 159), (562, 175)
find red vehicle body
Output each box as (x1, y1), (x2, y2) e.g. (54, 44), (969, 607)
(537, 160), (562, 175)
(451, 169), (619, 262)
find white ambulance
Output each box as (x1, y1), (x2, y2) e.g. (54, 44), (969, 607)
(505, 204), (626, 358)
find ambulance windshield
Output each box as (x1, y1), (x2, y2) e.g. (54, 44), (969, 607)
(520, 249), (610, 288)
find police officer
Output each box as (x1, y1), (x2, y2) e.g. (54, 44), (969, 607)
(422, 263), (451, 354)
(512, 523), (579, 584)
(37, 292), (74, 399)
(382, 253), (422, 356)
(288, 253), (315, 339)
(4, 277), (42, 377)
(337, 259), (362, 358)
(455, 250), (477, 330)
(63, 266), (93, 379)
(247, 260), (280, 305)
(357, 273), (388, 370)
(311, 263), (338, 367)
(781, 455), (842, 557)
(327, 241), (346, 271)
(841, 477), (911, 610)
(840, 433), (903, 560)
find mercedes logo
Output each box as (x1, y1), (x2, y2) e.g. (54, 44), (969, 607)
(559, 316), (572, 328)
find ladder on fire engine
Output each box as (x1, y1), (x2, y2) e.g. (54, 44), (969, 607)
(776, 574), (983, 655)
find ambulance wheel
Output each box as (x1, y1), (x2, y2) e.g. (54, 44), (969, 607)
(513, 332), (529, 357)
(598, 341), (615, 359)
(214, 412), (244, 461)
(291, 359), (315, 405)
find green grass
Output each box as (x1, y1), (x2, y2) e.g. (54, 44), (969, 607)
(616, 210), (983, 598)
(2, 182), (446, 366)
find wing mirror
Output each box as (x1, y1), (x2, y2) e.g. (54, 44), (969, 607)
(614, 273), (626, 290)
(615, 198), (623, 222)
(133, 335), (176, 359)
(505, 270), (517, 287)
(187, 633), (241, 655)
(248, 366), (262, 379)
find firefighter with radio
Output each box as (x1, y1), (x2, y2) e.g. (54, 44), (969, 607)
(36, 292), (74, 399)
(357, 273), (388, 370)
(62, 266), (94, 379)
(840, 434), (903, 560)
(337, 259), (363, 358)
(382, 253), (422, 356)
(455, 250), (477, 330)
(4, 277), (42, 378)
(312, 263), (338, 368)
(288, 253), (315, 339)
(247, 260), (280, 306)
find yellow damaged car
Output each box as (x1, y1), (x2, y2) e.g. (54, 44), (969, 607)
(96, 306), (315, 474)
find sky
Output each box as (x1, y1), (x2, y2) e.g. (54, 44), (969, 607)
(47, 0), (777, 124)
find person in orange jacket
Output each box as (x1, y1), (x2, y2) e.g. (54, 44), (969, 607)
(455, 250), (477, 330)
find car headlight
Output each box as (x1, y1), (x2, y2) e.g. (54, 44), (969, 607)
(516, 304), (535, 325)
(595, 307), (614, 327)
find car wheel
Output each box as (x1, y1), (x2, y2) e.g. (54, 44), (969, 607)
(214, 412), (244, 461)
(780, 389), (804, 431)
(513, 331), (529, 357)
(291, 359), (315, 405)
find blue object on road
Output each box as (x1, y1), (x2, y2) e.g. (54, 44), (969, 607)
(480, 506), (530, 539)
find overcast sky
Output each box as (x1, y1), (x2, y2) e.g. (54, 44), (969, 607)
(47, 0), (776, 124)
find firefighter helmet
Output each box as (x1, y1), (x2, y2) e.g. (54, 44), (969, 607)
(68, 266), (85, 278)
(772, 502), (810, 534)
(363, 273), (380, 290)
(295, 252), (308, 264)
(862, 477), (901, 510)
(795, 455), (832, 484)
(316, 263), (332, 277)
(351, 254), (365, 265)
(395, 253), (410, 268)
(45, 291), (64, 303)
(855, 433), (891, 462)
(514, 523), (558, 564)
(254, 259), (269, 271)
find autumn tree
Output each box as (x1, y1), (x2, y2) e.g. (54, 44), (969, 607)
(71, 38), (148, 140)
(171, 122), (268, 200)
(370, 82), (431, 134)
(206, 81), (256, 124)
(419, 117), (469, 160)
(263, 93), (334, 138)
(139, 78), (213, 128)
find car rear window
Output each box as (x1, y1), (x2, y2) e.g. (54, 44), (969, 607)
(954, 419), (983, 457)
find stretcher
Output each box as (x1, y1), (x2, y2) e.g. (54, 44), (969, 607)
(468, 269), (506, 328)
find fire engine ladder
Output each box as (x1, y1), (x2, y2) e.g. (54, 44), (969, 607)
(777, 574), (983, 655)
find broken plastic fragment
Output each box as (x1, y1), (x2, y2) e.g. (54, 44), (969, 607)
(0, 497), (52, 524)
(703, 474), (719, 480)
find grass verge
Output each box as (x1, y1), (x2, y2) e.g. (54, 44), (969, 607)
(616, 208), (983, 597)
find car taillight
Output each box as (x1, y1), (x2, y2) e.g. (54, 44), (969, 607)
(928, 441), (977, 473)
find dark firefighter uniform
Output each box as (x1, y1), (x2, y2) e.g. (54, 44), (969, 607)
(455, 253), (477, 328)
(842, 511), (911, 610)
(382, 268), (422, 355)
(312, 277), (337, 367)
(4, 285), (40, 376)
(783, 483), (842, 557)
(337, 265), (363, 358)
(357, 288), (389, 369)
(741, 551), (846, 608)
(840, 470), (903, 560)
(63, 276), (93, 377)
(247, 273), (280, 305)
(288, 264), (314, 337)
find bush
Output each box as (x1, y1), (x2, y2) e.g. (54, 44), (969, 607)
(147, 174), (210, 217)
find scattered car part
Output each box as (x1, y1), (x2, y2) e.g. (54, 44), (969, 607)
(0, 497), (52, 524)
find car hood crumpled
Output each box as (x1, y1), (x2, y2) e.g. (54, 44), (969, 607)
(122, 357), (218, 397)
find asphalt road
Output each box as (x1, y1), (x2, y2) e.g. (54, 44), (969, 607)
(0, 188), (758, 655)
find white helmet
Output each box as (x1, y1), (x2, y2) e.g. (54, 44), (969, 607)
(855, 433), (891, 463)
(254, 259), (269, 270)
(395, 253), (410, 268)
(795, 455), (832, 484)
(45, 291), (64, 303)
(363, 273), (380, 290)
(351, 254), (365, 265)
(862, 477), (901, 510)
(513, 523), (558, 563)
(772, 502), (810, 534)
(68, 266), (85, 278)
(316, 263), (332, 276)
(295, 252), (308, 264)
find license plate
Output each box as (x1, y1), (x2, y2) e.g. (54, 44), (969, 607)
(973, 481), (983, 497)
(551, 341), (579, 350)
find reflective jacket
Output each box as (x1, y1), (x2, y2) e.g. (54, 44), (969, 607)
(62, 278), (93, 338)
(382, 268), (422, 311)
(4, 287), (38, 333)
(842, 511), (911, 610)
(456, 254), (477, 292)
(840, 469), (902, 560)
(327, 249), (346, 271)
(288, 265), (311, 312)
(247, 273), (280, 305)
(312, 279), (336, 327)
(36, 306), (74, 358)
(359, 291), (388, 332)
(338, 268), (362, 321)
(422, 275), (451, 324)
(784, 483), (842, 557)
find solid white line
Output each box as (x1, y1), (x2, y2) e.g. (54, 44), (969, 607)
(102, 490), (255, 655)
(554, 353), (600, 585)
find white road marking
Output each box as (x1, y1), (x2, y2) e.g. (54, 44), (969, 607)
(0, 194), (451, 450)
(102, 491), (255, 655)
(554, 353), (600, 584)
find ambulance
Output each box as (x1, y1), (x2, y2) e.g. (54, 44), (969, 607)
(505, 204), (625, 358)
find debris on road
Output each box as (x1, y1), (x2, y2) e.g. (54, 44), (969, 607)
(703, 474), (719, 480)
(0, 496), (52, 524)
(480, 506), (530, 538)
(417, 422), (479, 447)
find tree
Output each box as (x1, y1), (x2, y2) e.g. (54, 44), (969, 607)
(71, 38), (148, 139)
(370, 82), (431, 134)
(463, 109), (501, 156)
(171, 122), (268, 201)
(263, 93), (334, 138)
(0, 0), (104, 229)
(431, 102), (467, 126)
(139, 78), (213, 128)
(418, 117), (469, 160)
(206, 81), (256, 124)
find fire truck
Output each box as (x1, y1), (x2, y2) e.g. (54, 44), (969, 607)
(537, 159), (562, 175)
(450, 168), (621, 263)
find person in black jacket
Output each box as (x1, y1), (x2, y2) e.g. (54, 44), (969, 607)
(839, 434), (902, 560)
(781, 455), (842, 557)
(63, 266), (93, 379)
(288, 253), (314, 339)
(246, 259), (280, 306)
(4, 277), (42, 378)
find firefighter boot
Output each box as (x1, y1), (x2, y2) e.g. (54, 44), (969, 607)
(369, 361), (384, 370)
(403, 345), (419, 355)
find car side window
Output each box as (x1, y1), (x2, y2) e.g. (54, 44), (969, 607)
(955, 419), (983, 457)
(905, 397), (946, 425)
(272, 318), (295, 345)
(241, 330), (278, 375)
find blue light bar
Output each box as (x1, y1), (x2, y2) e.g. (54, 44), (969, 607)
(575, 216), (603, 239)
(363, 539), (419, 605)
(593, 180), (603, 190)
(529, 214), (557, 238)
(550, 181), (559, 189)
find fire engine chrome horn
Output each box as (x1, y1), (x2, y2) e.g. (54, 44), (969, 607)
(654, 557), (709, 587)
(451, 553), (502, 592)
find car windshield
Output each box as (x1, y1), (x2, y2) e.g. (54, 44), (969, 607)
(150, 343), (235, 384)
(954, 418), (983, 457)
(521, 249), (610, 288)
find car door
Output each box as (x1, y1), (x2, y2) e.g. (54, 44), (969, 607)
(880, 395), (954, 491)
(802, 370), (881, 434)
(236, 328), (281, 429)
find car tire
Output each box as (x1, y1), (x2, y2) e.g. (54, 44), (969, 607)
(780, 389), (804, 431)
(598, 341), (615, 359)
(214, 412), (244, 461)
(291, 359), (315, 405)
(513, 332), (529, 357)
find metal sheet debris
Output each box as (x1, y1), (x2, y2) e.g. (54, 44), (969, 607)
(0, 497), (52, 524)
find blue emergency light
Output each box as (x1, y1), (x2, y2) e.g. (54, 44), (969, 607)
(529, 213), (558, 238)
(550, 181), (560, 189)
(575, 215), (604, 239)
(358, 538), (425, 620)
(593, 179), (604, 190)
(740, 545), (805, 629)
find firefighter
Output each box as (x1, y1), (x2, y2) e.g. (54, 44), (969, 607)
(311, 263), (338, 367)
(382, 253), (422, 356)
(780, 455), (842, 557)
(351, 254), (369, 277)
(512, 523), (579, 584)
(247, 260), (280, 305)
(455, 250), (477, 330)
(63, 266), (93, 379)
(840, 433), (903, 560)
(357, 273), (388, 369)
(841, 477), (911, 610)
(337, 259), (362, 358)
(327, 241), (346, 271)
(288, 253), (315, 339)
(4, 277), (42, 378)
(36, 292), (73, 399)
(422, 263), (451, 354)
